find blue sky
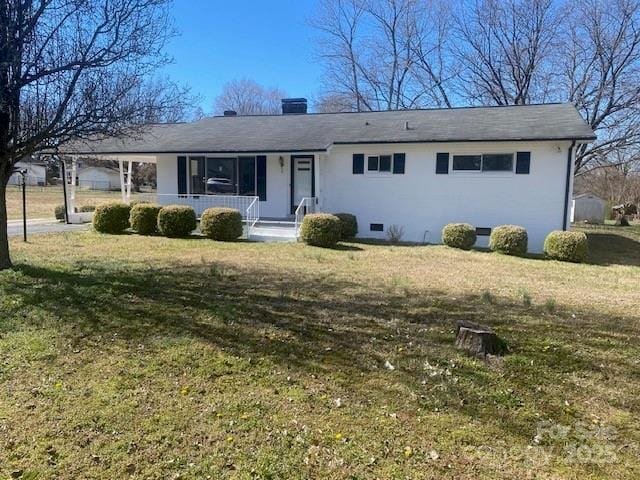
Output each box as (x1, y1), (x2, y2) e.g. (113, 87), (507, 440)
(162, 0), (323, 112)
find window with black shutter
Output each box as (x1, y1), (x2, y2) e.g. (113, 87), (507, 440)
(353, 154), (364, 174)
(393, 153), (405, 174)
(177, 156), (187, 194)
(516, 152), (531, 174)
(256, 155), (267, 201)
(436, 153), (449, 174)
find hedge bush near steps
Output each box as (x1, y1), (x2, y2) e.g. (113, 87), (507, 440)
(489, 225), (528, 256)
(92, 202), (131, 234)
(300, 213), (342, 247)
(157, 205), (197, 237)
(334, 213), (358, 239)
(54, 204), (66, 221)
(130, 203), (162, 235)
(442, 223), (476, 250)
(544, 231), (589, 263)
(200, 207), (243, 241)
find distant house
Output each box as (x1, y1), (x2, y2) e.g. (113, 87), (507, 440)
(571, 193), (607, 224)
(77, 166), (121, 190)
(9, 160), (47, 186)
(63, 101), (596, 252)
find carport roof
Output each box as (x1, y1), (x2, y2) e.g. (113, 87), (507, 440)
(61, 103), (596, 155)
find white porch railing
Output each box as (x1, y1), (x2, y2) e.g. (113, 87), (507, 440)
(245, 196), (259, 234)
(294, 197), (316, 237)
(148, 194), (260, 236)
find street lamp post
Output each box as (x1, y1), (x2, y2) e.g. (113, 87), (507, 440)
(11, 168), (28, 242)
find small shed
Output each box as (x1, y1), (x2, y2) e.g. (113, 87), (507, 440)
(571, 193), (607, 224)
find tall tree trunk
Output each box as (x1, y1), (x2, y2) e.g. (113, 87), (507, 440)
(0, 174), (12, 270)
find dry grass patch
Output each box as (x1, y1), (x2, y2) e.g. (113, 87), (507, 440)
(6, 185), (149, 220)
(0, 228), (639, 479)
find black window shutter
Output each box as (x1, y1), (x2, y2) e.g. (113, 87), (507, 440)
(516, 152), (531, 174)
(393, 153), (405, 174)
(177, 156), (187, 194)
(436, 153), (449, 174)
(256, 155), (267, 201)
(352, 153), (364, 174)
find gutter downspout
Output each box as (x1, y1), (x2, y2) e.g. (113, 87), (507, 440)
(562, 141), (576, 230)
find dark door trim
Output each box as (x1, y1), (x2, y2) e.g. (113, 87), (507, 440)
(290, 155), (315, 214)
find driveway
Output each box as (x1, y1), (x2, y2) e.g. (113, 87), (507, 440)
(7, 218), (90, 237)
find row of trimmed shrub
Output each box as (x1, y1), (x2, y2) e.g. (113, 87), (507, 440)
(93, 202), (242, 240)
(441, 223), (588, 262)
(93, 202), (361, 247)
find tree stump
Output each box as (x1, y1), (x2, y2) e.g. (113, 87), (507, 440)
(455, 321), (506, 357)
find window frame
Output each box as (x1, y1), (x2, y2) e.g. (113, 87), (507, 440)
(186, 155), (258, 196)
(365, 153), (399, 176)
(450, 152), (517, 175)
(367, 155), (379, 172)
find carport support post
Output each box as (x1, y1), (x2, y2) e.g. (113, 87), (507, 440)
(118, 159), (126, 202)
(126, 160), (133, 202)
(60, 158), (70, 224)
(69, 156), (77, 214)
(21, 171), (26, 242)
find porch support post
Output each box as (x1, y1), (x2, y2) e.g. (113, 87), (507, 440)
(314, 154), (321, 211)
(118, 159), (126, 202)
(126, 160), (133, 201)
(69, 156), (77, 213)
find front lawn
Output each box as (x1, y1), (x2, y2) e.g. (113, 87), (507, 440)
(1, 229), (639, 478)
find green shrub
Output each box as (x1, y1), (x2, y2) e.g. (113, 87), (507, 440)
(489, 225), (528, 256)
(200, 207), (243, 241)
(334, 213), (358, 239)
(130, 203), (162, 235)
(92, 202), (131, 234)
(441, 223), (476, 250)
(129, 199), (151, 208)
(157, 205), (196, 237)
(79, 205), (95, 213)
(54, 204), (66, 221)
(300, 213), (342, 248)
(543, 231), (589, 263)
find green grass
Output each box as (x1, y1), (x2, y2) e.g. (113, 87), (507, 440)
(1, 227), (639, 479)
(6, 185), (149, 220)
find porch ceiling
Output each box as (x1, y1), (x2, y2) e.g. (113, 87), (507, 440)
(68, 154), (158, 164)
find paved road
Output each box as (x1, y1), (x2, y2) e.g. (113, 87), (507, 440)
(7, 218), (90, 237)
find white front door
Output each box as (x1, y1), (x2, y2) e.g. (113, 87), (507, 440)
(292, 156), (313, 213)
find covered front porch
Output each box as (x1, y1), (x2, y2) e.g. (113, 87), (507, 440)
(62, 151), (323, 240)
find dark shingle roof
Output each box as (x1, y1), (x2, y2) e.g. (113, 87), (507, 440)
(63, 103), (596, 155)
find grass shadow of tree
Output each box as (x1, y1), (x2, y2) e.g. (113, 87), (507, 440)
(3, 258), (638, 444)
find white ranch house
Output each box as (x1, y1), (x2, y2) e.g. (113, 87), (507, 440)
(61, 101), (595, 252)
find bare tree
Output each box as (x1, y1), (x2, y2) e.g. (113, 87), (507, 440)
(0, 0), (190, 270)
(312, 0), (451, 111)
(452, 0), (559, 105)
(213, 79), (287, 115)
(311, 0), (369, 111)
(562, 0), (640, 173)
(408, 0), (456, 108)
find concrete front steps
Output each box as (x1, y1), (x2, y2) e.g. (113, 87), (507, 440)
(248, 220), (298, 242)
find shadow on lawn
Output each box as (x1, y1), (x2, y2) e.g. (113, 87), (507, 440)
(586, 232), (640, 267)
(4, 259), (638, 441)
